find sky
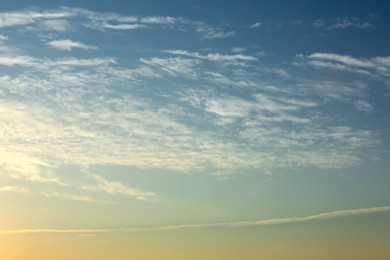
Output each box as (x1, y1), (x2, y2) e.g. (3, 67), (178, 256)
(0, 0), (390, 259)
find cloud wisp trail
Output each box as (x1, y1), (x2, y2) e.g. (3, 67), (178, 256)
(1, 206), (389, 235)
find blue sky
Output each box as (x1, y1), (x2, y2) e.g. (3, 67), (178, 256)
(0, 2), (390, 255)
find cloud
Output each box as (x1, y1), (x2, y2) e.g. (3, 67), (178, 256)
(205, 96), (254, 119)
(0, 7), (236, 42)
(0, 35), (8, 42)
(204, 93), (316, 121)
(0, 55), (36, 66)
(0, 7), (386, 201)
(0, 9), (72, 28)
(250, 22), (262, 28)
(49, 57), (115, 66)
(84, 174), (156, 201)
(164, 49), (256, 62)
(151, 206), (390, 231)
(329, 17), (371, 30)
(0, 45), (382, 186)
(1, 206), (389, 234)
(196, 27), (235, 39)
(373, 56), (390, 67)
(304, 60), (372, 75)
(103, 23), (148, 30)
(313, 19), (326, 28)
(140, 16), (179, 24)
(47, 39), (97, 51)
(249, 22), (263, 28)
(38, 19), (70, 31)
(354, 100), (372, 112)
(43, 192), (99, 203)
(0, 185), (29, 193)
(297, 53), (390, 77)
(308, 53), (374, 68)
(140, 57), (199, 77)
(231, 47), (246, 53)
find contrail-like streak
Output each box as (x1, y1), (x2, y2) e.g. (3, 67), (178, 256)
(1, 206), (389, 235)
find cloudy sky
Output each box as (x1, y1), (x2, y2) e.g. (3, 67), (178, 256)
(0, 1), (390, 259)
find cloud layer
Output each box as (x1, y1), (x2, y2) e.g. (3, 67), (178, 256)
(0, 6), (388, 202)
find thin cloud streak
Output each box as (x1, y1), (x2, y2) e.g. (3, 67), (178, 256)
(47, 39), (97, 51)
(164, 49), (257, 61)
(1, 206), (389, 235)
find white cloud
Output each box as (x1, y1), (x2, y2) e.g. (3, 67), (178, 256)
(47, 39), (97, 51)
(43, 192), (98, 203)
(329, 17), (371, 30)
(250, 22), (262, 28)
(0, 55), (36, 66)
(197, 27), (235, 39)
(149, 206), (390, 231)
(354, 100), (372, 112)
(0, 46), (381, 185)
(0, 34), (8, 42)
(140, 57), (199, 77)
(0, 7), (235, 42)
(0, 185), (29, 193)
(298, 53), (390, 77)
(50, 57), (115, 66)
(38, 19), (70, 31)
(313, 19), (326, 28)
(103, 23), (148, 30)
(0, 10), (72, 28)
(308, 53), (374, 68)
(140, 16), (178, 24)
(1, 206), (389, 234)
(305, 60), (372, 75)
(259, 67), (291, 78)
(84, 174), (156, 201)
(204, 93), (315, 122)
(373, 56), (390, 67)
(205, 96), (254, 118)
(231, 47), (246, 53)
(164, 49), (256, 62)
(0, 6), (385, 202)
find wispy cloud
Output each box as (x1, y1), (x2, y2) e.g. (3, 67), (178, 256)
(164, 49), (256, 61)
(231, 47), (246, 53)
(354, 100), (373, 112)
(313, 19), (326, 28)
(1, 206), (389, 235)
(49, 57), (115, 66)
(0, 34), (8, 42)
(0, 55), (36, 66)
(196, 27), (235, 39)
(103, 23), (148, 30)
(0, 7), (221, 41)
(38, 19), (70, 31)
(84, 174), (156, 201)
(140, 16), (179, 24)
(47, 39), (97, 51)
(250, 22), (262, 28)
(0, 9), (72, 28)
(329, 17), (371, 29)
(43, 192), (99, 203)
(0, 185), (29, 193)
(140, 57), (199, 77)
(308, 53), (375, 68)
(296, 52), (390, 77)
(0, 6), (387, 202)
(144, 206), (390, 231)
